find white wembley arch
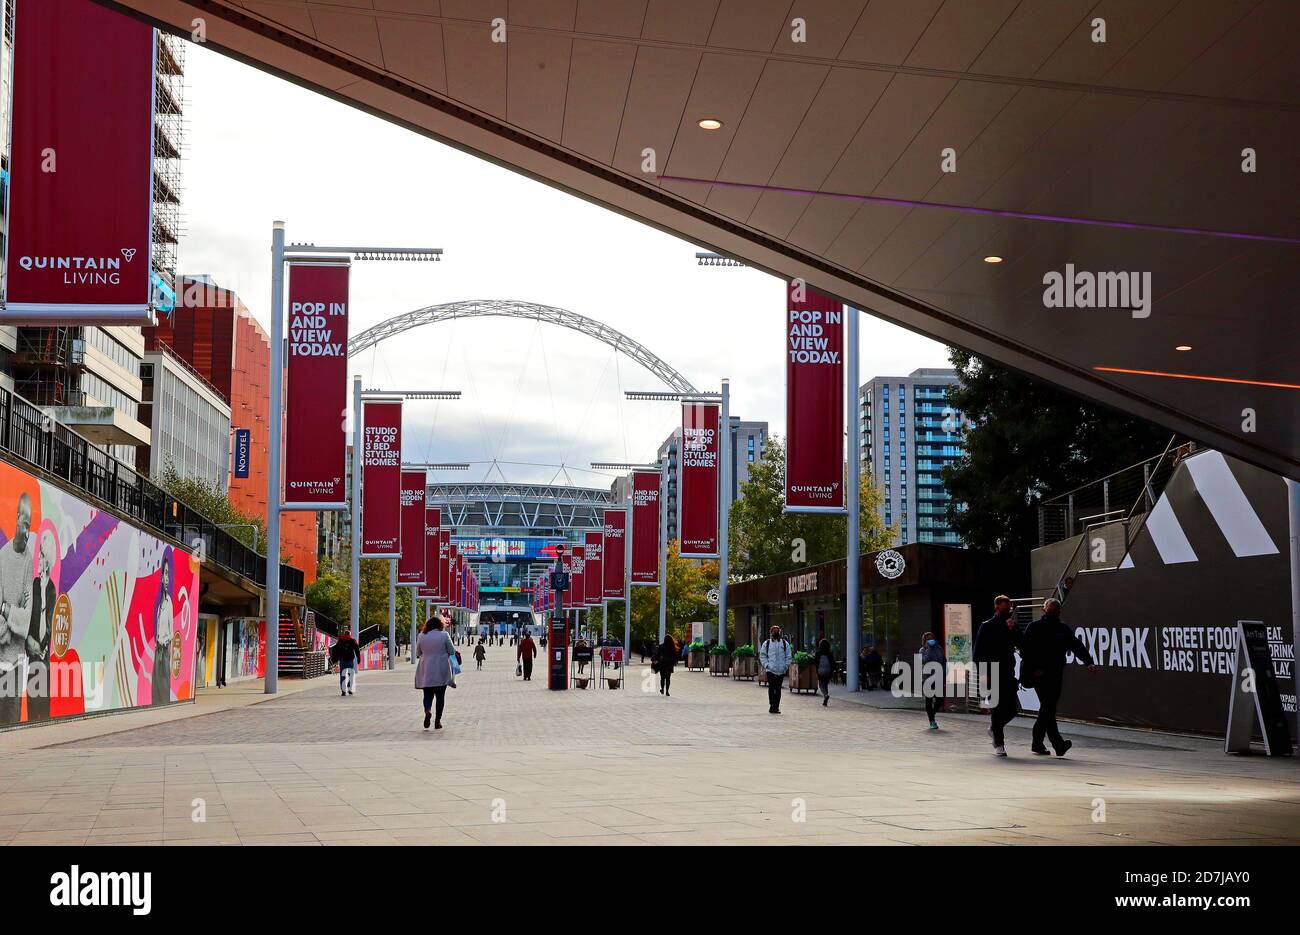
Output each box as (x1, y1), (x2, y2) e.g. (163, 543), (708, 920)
(347, 299), (697, 394)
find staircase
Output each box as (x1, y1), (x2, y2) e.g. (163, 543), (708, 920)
(1036, 437), (1192, 605)
(277, 607), (328, 679)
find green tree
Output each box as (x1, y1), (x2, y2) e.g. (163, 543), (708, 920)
(156, 463), (265, 550)
(626, 540), (719, 646)
(941, 348), (1172, 555)
(307, 554), (417, 646)
(727, 436), (892, 579)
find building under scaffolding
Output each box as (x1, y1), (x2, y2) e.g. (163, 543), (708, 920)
(1, 17), (185, 463)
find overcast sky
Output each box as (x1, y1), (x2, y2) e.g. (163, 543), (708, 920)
(176, 44), (950, 488)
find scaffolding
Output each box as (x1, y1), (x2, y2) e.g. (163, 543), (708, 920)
(152, 30), (186, 290)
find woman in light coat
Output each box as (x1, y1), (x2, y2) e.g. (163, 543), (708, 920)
(416, 615), (456, 730)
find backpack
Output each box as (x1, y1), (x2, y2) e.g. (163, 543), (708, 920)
(817, 653), (832, 679)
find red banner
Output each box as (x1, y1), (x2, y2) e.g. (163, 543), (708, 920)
(3, 0), (157, 324)
(436, 530), (451, 602)
(455, 552), (465, 608)
(284, 261), (349, 507)
(446, 541), (457, 607)
(631, 470), (661, 586)
(570, 546), (587, 608)
(398, 470), (426, 585)
(584, 531), (604, 606)
(602, 509), (626, 599)
(361, 399), (402, 555)
(786, 283), (845, 512)
(679, 403), (721, 557)
(417, 509), (441, 598)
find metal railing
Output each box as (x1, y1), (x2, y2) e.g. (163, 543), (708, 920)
(1038, 439), (1192, 547)
(1048, 436), (1187, 604)
(0, 385), (302, 595)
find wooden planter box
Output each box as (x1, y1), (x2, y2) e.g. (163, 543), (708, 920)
(788, 662), (818, 693)
(709, 653), (731, 676)
(687, 650), (707, 671)
(732, 656), (758, 680)
(757, 667), (768, 686)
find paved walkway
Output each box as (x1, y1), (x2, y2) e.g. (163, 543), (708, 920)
(2, 660), (1298, 845)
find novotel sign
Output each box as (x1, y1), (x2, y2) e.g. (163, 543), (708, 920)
(787, 572), (819, 595)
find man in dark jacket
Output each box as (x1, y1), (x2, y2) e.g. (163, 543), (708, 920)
(335, 627), (361, 696)
(973, 596), (1020, 756)
(1022, 598), (1096, 757)
(517, 630), (538, 681)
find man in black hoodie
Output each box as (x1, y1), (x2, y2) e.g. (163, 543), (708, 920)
(1022, 597), (1096, 757)
(973, 596), (1020, 756)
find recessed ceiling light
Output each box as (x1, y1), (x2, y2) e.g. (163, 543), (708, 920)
(983, 255), (1003, 264)
(1175, 345), (1192, 352)
(698, 118), (723, 130)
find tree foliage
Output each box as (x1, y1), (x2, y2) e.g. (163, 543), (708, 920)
(307, 555), (417, 645)
(727, 436), (892, 579)
(156, 463), (265, 551)
(941, 348), (1172, 556)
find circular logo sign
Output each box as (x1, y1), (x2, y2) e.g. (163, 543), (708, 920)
(875, 549), (906, 580)
(51, 593), (73, 658)
(706, 588), (720, 606)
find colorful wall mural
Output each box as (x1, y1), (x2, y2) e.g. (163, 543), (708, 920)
(0, 459), (199, 727)
(227, 618), (266, 681)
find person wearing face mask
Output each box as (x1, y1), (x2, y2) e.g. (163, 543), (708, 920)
(973, 595), (1021, 756)
(919, 631), (945, 729)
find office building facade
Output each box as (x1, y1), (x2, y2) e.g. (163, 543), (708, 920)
(139, 343), (232, 491)
(859, 368), (965, 548)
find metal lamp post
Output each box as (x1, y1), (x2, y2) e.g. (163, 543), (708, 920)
(592, 462), (656, 657)
(624, 388), (730, 645)
(266, 224), (443, 695)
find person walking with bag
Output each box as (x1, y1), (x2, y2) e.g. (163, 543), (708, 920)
(473, 638), (487, 671)
(814, 638), (835, 707)
(416, 615), (456, 730)
(759, 626), (792, 714)
(517, 629), (538, 681)
(920, 631), (946, 730)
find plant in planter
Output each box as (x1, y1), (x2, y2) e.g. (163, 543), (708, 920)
(686, 639), (707, 671)
(731, 644), (758, 680)
(789, 651), (818, 693)
(708, 643), (731, 676)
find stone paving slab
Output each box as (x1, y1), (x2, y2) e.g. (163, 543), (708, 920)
(0, 662), (1296, 845)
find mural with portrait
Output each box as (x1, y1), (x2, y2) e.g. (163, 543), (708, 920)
(0, 459), (198, 727)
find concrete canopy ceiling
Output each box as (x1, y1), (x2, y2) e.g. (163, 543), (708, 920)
(113, 0), (1300, 478)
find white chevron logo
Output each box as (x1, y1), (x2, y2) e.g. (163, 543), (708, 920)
(1119, 450), (1278, 568)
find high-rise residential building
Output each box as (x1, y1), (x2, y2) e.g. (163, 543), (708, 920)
(859, 368), (965, 548)
(0, 21), (185, 468)
(138, 342), (232, 491)
(145, 276), (318, 583)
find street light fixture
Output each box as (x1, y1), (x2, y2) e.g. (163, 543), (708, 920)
(363, 389), (461, 399)
(695, 251), (744, 267)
